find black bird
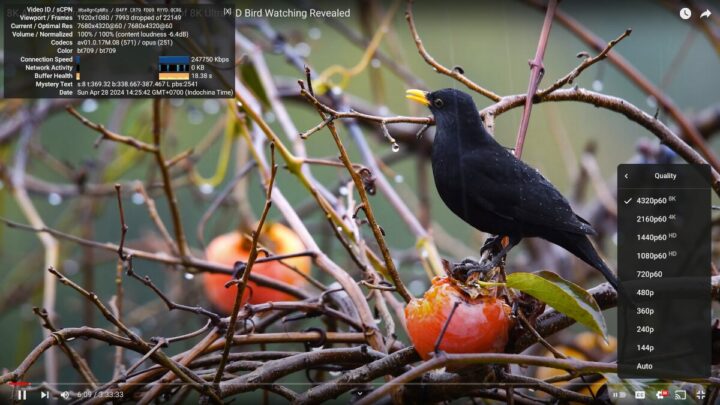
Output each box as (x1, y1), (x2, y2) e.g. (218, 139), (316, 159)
(406, 88), (618, 290)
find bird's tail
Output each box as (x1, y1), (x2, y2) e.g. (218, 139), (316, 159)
(562, 234), (619, 291)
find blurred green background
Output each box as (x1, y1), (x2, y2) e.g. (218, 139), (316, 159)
(0, 0), (718, 399)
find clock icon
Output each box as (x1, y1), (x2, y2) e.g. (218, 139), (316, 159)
(680, 7), (692, 20)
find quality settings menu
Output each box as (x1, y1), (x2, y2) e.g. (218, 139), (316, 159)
(3, 4), (235, 98)
(618, 164), (711, 379)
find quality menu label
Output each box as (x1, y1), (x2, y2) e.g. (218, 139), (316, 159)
(3, 4), (235, 98)
(618, 164), (711, 379)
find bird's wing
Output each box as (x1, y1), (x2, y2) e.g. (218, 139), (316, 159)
(462, 152), (596, 236)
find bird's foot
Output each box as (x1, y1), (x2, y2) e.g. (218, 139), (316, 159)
(451, 257), (497, 282)
(450, 257), (482, 281)
(465, 260), (495, 277)
(479, 236), (502, 256)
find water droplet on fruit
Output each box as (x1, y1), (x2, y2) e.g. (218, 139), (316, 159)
(391, 143), (400, 152)
(131, 192), (145, 205)
(48, 193), (62, 206)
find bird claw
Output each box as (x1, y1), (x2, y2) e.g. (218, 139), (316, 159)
(479, 236), (502, 256)
(451, 257), (494, 282)
(467, 261), (493, 274)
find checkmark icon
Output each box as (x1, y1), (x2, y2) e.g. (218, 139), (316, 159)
(624, 198), (632, 204)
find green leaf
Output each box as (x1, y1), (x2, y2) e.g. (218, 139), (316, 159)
(506, 271), (608, 341)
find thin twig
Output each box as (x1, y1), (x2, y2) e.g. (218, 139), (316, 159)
(0, 217), (312, 300)
(151, 99), (191, 260)
(32, 307), (99, 388)
(135, 181), (179, 255)
(213, 143), (279, 387)
(231, 90), (387, 352)
(514, 0), (558, 158)
(124, 256), (223, 324)
(356, 352), (616, 405)
(196, 161), (256, 248)
(405, 0), (501, 101)
(538, 29), (632, 97)
(66, 106), (158, 153)
(481, 87), (720, 195)
(300, 81), (413, 303)
(525, 0), (720, 176)
(46, 267), (222, 403)
(114, 184), (129, 260)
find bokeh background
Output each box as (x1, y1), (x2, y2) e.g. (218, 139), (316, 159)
(0, 0), (718, 398)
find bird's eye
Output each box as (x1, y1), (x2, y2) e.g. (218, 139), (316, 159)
(433, 98), (444, 108)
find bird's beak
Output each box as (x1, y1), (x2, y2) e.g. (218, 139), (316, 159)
(405, 89), (430, 106)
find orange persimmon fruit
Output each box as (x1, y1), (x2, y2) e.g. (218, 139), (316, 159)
(405, 277), (512, 360)
(202, 223), (310, 314)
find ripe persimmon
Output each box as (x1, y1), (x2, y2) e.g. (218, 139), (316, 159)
(405, 277), (512, 360)
(203, 223), (310, 314)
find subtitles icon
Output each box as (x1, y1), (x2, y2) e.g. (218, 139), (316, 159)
(635, 390), (646, 399)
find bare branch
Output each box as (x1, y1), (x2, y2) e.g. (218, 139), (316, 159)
(514, 0), (558, 158)
(538, 28), (632, 97)
(405, 0), (501, 101)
